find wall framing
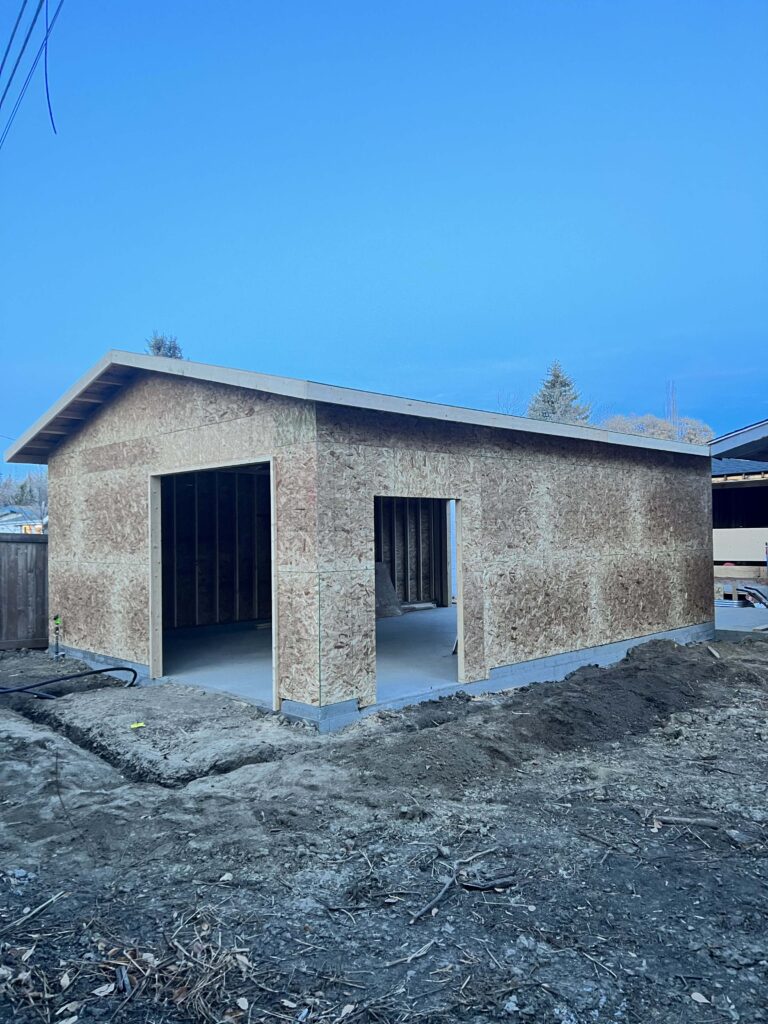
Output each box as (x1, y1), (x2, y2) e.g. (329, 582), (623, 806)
(373, 495), (451, 605)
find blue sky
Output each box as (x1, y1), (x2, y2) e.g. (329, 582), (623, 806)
(2, 0), (766, 473)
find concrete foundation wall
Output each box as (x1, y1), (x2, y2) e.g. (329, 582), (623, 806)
(48, 372), (714, 712)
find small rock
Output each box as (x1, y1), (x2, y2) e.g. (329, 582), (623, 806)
(398, 805), (426, 821)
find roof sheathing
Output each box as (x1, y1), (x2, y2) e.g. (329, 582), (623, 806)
(711, 457), (768, 480)
(5, 349), (710, 464)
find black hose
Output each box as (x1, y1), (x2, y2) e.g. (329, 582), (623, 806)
(0, 666), (138, 699)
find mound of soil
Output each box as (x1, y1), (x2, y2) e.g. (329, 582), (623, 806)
(1, 638), (767, 1023)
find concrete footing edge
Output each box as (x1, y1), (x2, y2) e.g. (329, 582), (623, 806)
(55, 644), (150, 680)
(56, 622), (715, 734)
(283, 620), (716, 733)
(714, 628), (768, 643)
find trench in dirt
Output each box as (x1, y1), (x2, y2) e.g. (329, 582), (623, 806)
(3, 638), (745, 791)
(2, 640), (768, 1023)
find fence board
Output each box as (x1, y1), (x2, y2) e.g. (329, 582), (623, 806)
(0, 534), (48, 649)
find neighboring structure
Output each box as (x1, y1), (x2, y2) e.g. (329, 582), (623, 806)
(710, 424), (768, 633)
(0, 505), (46, 535)
(6, 351), (714, 728)
(0, 533), (48, 650)
(711, 458), (768, 575)
(710, 419), (768, 579)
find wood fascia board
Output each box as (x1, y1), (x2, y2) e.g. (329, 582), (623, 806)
(6, 348), (711, 464)
(105, 351), (711, 456)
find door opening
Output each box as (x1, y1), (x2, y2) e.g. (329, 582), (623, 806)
(373, 496), (459, 703)
(157, 462), (274, 706)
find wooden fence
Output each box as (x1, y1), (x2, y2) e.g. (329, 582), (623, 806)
(0, 534), (48, 650)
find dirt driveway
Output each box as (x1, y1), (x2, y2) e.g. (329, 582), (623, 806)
(1, 638), (767, 1023)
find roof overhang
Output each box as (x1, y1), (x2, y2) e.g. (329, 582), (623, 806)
(5, 349), (711, 465)
(710, 419), (768, 462)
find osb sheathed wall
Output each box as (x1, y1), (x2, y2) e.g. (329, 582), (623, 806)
(47, 372), (319, 703)
(313, 404), (713, 708)
(48, 372), (713, 711)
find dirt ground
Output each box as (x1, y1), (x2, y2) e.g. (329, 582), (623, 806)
(1, 638), (767, 1023)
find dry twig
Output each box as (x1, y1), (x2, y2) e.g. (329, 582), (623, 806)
(655, 815), (722, 829)
(0, 891), (68, 937)
(409, 848), (497, 924)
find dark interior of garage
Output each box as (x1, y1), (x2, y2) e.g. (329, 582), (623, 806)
(373, 496), (458, 704)
(161, 465), (271, 629)
(159, 463), (273, 702)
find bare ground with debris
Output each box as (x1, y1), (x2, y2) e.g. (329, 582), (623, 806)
(1, 639), (767, 1023)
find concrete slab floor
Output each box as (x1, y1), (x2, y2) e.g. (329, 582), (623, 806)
(376, 605), (458, 703)
(715, 604), (768, 633)
(162, 610), (459, 713)
(162, 621), (273, 706)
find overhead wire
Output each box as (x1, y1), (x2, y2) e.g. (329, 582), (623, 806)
(0, 0), (30, 82)
(44, 0), (55, 132)
(0, 0), (63, 153)
(0, 0), (44, 115)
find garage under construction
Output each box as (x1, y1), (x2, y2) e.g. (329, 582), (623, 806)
(6, 350), (715, 729)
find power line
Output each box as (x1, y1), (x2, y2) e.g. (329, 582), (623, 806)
(0, 0), (44, 115)
(0, 0), (63, 153)
(44, 0), (56, 132)
(0, 0), (30, 82)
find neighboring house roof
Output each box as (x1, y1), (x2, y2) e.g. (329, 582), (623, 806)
(0, 505), (37, 519)
(712, 458), (768, 478)
(0, 511), (45, 532)
(5, 350), (710, 465)
(711, 418), (768, 461)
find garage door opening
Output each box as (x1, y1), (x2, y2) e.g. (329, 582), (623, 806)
(374, 496), (458, 704)
(158, 462), (274, 706)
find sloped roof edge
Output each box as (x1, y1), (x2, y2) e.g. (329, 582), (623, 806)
(5, 349), (710, 464)
(710, 418), (768, 462)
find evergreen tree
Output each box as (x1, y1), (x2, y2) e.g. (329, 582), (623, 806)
(13, 479), (33, 505)
(527, 361), (591, 424)
(145, 331), (183, 358)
